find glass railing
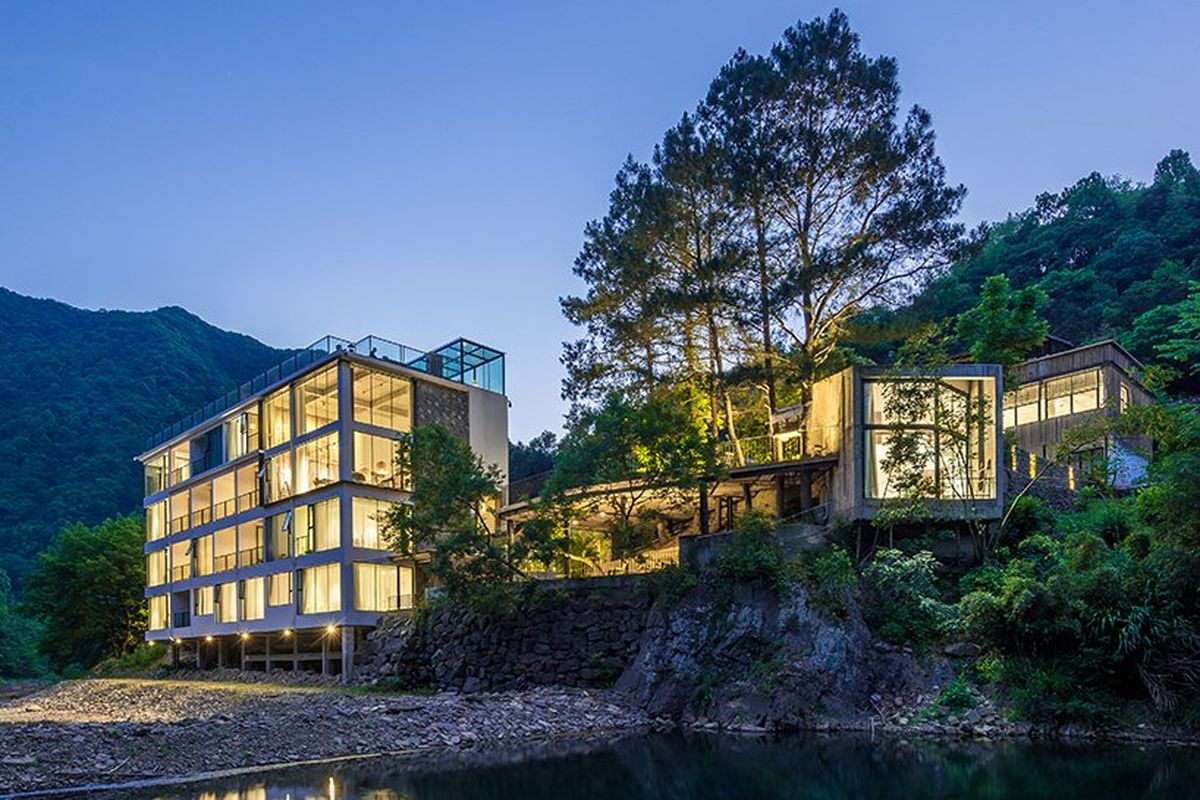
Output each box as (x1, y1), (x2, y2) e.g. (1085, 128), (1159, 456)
(172, 611), (191, 629)
(145, 334), (506, 450)
(170, 565), (191, 582)
(214, 552), (237, 572)
(237, 546), (264, 568)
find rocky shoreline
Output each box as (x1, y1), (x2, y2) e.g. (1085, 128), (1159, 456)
(0, 678), (659, 795)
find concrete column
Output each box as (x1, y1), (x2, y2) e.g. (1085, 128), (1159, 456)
(217, 638), (225, 669)
(265, 635), (272, 673)
(800, 472), (813, 513)
(321, 635), (329, 676)
(195, 640), (202, 669)
(742, 482), (752, 511)
(293, 631), (299, 672)
(698, 481), (709, 535)
(774, 475), (785, 519)
(341, 626), (355, 684)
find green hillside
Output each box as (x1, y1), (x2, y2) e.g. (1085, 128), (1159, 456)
(855, 150), (1200, 371)
(0, 289), (288, 583)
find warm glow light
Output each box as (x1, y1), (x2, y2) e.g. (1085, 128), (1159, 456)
(240, 632), (250, 640)
(204, 635), (214, 643)
(325, 624), (337, 635)
(282, 628), (292, 637)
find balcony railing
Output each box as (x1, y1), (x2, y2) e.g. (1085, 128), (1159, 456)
(145, 334), (506, 450)
(386, 593), (416, 611)
(214, 497), (238, 520)
(237, 546), (264, 568)
(172, 611), (191, 628)
(190, 508), (213, 527)
(214, 552), (237, 572)
(237, 489), (260, 513)
(170, 516), (189, 534)
(170, 565), (191, 582)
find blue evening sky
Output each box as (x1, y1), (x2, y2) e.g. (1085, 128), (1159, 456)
(1, 1), (1196, 440)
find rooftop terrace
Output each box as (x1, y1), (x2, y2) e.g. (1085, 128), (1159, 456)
(144, 334), (504, 451)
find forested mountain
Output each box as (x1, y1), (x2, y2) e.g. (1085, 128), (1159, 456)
(0, 289), (287, 583)
(855, 150), (1200, 369)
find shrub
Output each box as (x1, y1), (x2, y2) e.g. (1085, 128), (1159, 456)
(937, 676), (974, 712)
(861, 549), (951, 645)
(715, 511), (784, 588)
(794, 548), (859, 615)
(91, 642), (169, 677)
(1000, 496), (1055, 545)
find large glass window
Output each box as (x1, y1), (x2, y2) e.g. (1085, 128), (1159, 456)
(352, 368), (412, 431)
(237, 522), (263, 567)
(169, 490), (189, 534)
(145, 453), (167, 496)
(263, 387), (292, 449)
(353, 562), (413, 611)
(1041, 369), (1104, 421)
(863, 377), (997, 501)
(193, 534), (213, 577)
(148, 595), (168, 631)
(236, 462), (259, 512)
(267, 512), (291, 560)
(213, 470), (236, 520)
(194, 585), (213, 616)
(240, 577), (265, 621)
(190, 481), (212, 528)
(223, 408), (259, 461)
(268, 572), (292, 606)
(295, 433), (339, 494)
(169, 443), (191, 485)
(299, 563), (341, 614)
(352, 432), (406, 489)
(147, 549), (168, 587)
(295, 498), (340, 554)
(170, 540), (191, 582)
(216, 582), (238, 623)
(352, 497), (395, 549)
(1003, 383), (1040, 429)
(265, 449), (294, 503)
(146, 501), (167, 542)
(213, 527), (237, 572)
(295, 365), (339, 435)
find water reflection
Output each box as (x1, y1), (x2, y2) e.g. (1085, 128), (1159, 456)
(94, 733), (1200, 800)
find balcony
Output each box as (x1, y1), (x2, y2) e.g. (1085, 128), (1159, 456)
(169, 516), (189, 535)
(170, 564), (191, 582)
(214, 552), (237, 572)
(172, 611), (191, 628)
(238, 546), (264, 568)
(237, 488), (260, 513)
(190, 508), (213, 528)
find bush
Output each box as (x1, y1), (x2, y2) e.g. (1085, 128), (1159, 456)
(715, 511), (785, 588)
(793, 548), (859, 615)
(861, 549), (951, 645)
(91, 642), (169, 677)
(1001, 496), (1055, 545)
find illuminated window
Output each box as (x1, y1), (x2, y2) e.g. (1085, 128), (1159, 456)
(212, 470), (236, 520)
(268, 572), (292, 607)
(299, 563), (341, 614)
(295, 365), (338, 435)
(1120, 382), (1131, 413)
(193, 534), (213, 576)
(352, 497), (395, 549)
(863, 377), (997, 501)
(147, 549), (168, 587)
(213, 527), (237, 573)
(352, 432), (406, 489)
(295, 498), (340, 554)
(169, 490), (189, 534)
(216, 582), (238, 623)
(170, 540), (191, 582)
(236, 462), (259, 512)
(240, 577), (265, 621)
(1043, 369), (1103, 420)
(237, 522), (263, 567)
(352, 367), (412, 431)
(267, 512), (291, 560)
(263, 387), (292, 449)
(146, 501), (167, 542)
(169, 443), (191, 485)
(295, 433), (339, 494)
(353, 562), (413, 611)
(223, 408), (259, 461)
(264, 449), (294, 503)
(148, 595), (168, 631)
(193, 585), (213, 616)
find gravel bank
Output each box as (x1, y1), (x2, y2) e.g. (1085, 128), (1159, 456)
(0, 678), (655, 794)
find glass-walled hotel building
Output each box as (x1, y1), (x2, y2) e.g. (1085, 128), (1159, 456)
(139, 335), (508, 678)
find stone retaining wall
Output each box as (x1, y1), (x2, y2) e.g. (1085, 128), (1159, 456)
(357, 578), (653, 692)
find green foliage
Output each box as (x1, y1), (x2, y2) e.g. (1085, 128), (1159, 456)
(24, 515), (147, 672)
(954, 274), (1050, 384)
(792, 548), (859, 616)
(1000, 496), (1056, 545)
(936, 676), (975, 713)
(998, 657), (1121, 724)
(861, 549), (951, 645)
(91, 642), (169, 678)
(508, 431), (558, 482)
(0, 568), (47, 678)
(714, 511), (785, 588)
(383, 425), (517, 595)
(645, 563), (700, 608)
(862, 149), (1200, 393)
(0, 288), (286, 583)
(1155, 282), (1200, 373)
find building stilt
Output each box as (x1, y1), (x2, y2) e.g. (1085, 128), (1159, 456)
(341, 626), (355, 683)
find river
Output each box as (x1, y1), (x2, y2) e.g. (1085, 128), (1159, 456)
(82, 732), (1200, 799)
